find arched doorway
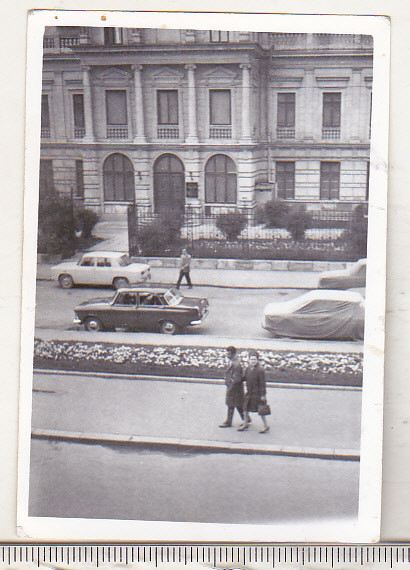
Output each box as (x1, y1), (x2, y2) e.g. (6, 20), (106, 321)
(103, 153), (134, 202)
(205, 154), (237, 204)
(153, 154), (185, 216)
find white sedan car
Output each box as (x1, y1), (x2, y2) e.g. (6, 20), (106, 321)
(51, 252), (151, 289)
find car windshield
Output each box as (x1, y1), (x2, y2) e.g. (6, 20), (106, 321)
(118, 254), (132, 267)
(164, 288), (183, 306)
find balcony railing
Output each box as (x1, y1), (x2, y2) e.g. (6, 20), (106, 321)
(157, 127), (179, 139)
(41, 128), (51, 138)
(74, 128), (86, 139)
(59, 37), (80, 48)
(209, 127), (232, 139)
(277, 127), (295, 139)
(107, 128), (128, 139)
(43, 37), (55, 49)
(322, 128), (340, 140)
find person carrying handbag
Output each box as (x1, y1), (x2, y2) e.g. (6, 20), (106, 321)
(238, 350), (270, 434)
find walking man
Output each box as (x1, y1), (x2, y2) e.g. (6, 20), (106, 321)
(176, 248), (192, 289)
(219, 346), (244, 428)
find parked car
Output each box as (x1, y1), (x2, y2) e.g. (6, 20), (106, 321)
(74, 287), (209, 334)
(318, 258), (366, 290)
(262, 289), (365, 341)
(51, 252), (151, 289)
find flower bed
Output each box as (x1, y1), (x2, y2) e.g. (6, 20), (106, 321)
(33, 339), (363, 387)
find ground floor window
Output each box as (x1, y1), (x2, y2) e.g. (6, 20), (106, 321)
(276, 162), (295, 199)
(103, 153), (134, 202)
(39, 159), (54, 197)
(205, 154), (237, 204)
(320, 162), (340, 200)
(75, 159), (84, 199)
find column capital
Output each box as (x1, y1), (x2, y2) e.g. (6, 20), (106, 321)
(81, 65), (91, 73)
(131, 64), (143, 72)
(185, 63), (197, 71)
(239, 63), (251, 71)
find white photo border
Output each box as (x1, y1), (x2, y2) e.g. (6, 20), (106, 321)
(17, 10), (389, 543)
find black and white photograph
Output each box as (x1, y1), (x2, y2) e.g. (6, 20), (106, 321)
(17, 11), (389, 542)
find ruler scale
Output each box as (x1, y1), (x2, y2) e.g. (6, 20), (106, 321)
(1, 545), (410, 568)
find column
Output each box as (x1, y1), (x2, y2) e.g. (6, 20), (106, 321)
(240, 64), (252, 142)
(303, 68), (315, 141)
(185, 64), (198, 143)
(81, 66), (94, 141)
(350, 69), (362, 142)
(132, 65), (146, 143)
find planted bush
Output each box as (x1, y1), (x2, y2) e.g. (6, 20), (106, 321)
(37, 197), (76, 257)
(74, 207), (99, 239)
(136, 214), (184, 255)
(262, 199), (291, 228)
(342, 204), (368, 258)
(215, 211), (247, 241)
(284, 206), (312, 241)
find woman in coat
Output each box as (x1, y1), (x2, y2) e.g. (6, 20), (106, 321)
(238, 350), (270, 433)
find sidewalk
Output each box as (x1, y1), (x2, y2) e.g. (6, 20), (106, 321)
(36, 262), (320, 289)
(32, 371), (361, 460)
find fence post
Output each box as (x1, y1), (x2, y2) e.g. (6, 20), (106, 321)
(127, 204), (138, 256)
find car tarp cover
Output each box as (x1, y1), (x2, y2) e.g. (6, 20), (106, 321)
(265, 299), (364, 340)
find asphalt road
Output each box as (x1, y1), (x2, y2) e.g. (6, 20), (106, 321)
(29, 438), (359, 523)
(35, 281), (302, 340)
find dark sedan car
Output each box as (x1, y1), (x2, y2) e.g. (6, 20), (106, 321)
(74, 287), (209, 334)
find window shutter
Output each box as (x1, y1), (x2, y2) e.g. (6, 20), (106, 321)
(210, 90), (231, 125)
(106, 91), (127, 125)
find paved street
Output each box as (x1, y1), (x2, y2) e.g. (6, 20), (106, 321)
(29, 371), (361, 524)
(29, 438), (359, 523)
(35, 280), (301, 339)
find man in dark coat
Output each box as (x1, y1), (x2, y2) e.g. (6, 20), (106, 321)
(219, 346), (244, 428)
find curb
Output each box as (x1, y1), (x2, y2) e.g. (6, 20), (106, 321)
(31, 428), (360, 461)
(34, 368), (363, 391)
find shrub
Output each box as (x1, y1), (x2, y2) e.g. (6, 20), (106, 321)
(262, 199), (291, 228)
(136, 214), (184, 255)
(74, 207), (99, 239)
(284, 206), (312, 241)
(37, 197), (76, 257)
(215, 211), (247, 241)
(342, 204), (368, 257)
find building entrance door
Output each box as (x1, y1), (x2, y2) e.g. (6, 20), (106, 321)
(154, 154), (185, 217)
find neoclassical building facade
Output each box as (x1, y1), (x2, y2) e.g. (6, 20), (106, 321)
(40, 27), (373, 217)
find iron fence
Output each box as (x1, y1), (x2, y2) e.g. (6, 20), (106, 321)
(128, 205), (367, 262)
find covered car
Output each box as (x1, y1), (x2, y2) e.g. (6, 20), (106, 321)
(262, 290), (365, 341)
(318, 258), (366, 290)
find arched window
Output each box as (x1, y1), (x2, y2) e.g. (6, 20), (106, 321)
(205, 154), (237, 204)
(153, 154), (185, 215)
(103, 153), (134, 202)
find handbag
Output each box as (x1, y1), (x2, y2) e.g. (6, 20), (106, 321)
(257, 402), (271, 416)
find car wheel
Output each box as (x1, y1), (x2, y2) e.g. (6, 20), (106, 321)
(113, 277), (129, 290)
(59, 274), (74, 289)
(84, 316), (104, 332)
(160, 320), (179, 335)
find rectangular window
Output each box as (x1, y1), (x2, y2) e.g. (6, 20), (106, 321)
(72, 94), (85, 128)
(322, 92), (341, 127)
(320, 162), (340, 200)
(75, 160), (84, 198)
(277, 93), (295, 127)
(276, 162), (295, 200)
(210, 30), (229, 42)
(157, 90), (178, 125)
(39, 159), (54, 197)
(366, 161), (370, 201)
(210, 90), (231, 125)
(106, 90), (127, 125)
(41, 95), (50, 128)
(104, 27), (123, 45)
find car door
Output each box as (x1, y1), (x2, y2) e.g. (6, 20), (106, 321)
(75, 256), (96, 285)
(137, 293), (165, 330)
(95, 257), (113, 286)
(109, 291), (139, 329)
